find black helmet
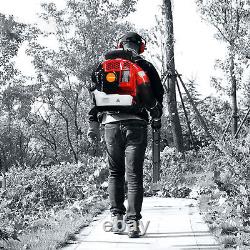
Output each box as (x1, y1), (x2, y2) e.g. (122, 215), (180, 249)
(118, 32), (146, 54)
(120, 32), (143, 45)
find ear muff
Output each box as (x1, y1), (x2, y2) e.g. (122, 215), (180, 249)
(139, 38), (147, 54)
(117, 36), (124, 49)
(139, 42), (145, 54)
(117, 40), (123, 49)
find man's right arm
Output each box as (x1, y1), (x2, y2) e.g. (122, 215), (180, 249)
(88, 62), (102, 122)
(87, 63), (102, 142)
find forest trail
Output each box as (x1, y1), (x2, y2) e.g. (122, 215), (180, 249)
(62, 197), (220, 250)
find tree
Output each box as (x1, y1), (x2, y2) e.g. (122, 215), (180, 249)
(163, 0), (184, 152)
(0, 14), (26, 86)
(0, 14), (28, 187)
(26, 0), (138, 163)
(196, 0), (250, 136)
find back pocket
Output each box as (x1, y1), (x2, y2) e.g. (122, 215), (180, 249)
(126, 127), (145, 145)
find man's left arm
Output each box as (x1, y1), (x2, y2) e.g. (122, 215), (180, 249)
(136, 60), (164, 106)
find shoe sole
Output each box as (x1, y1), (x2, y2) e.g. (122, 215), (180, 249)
(128, 231), (140, 238)
(128, 234), (140, 238)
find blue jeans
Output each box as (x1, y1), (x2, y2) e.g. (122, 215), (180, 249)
(104, 119), (148, 221)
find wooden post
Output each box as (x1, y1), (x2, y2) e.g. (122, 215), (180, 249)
(234, 107), (250, 138)
(176, 71), (215, 142)
(176, 79), (195, 147)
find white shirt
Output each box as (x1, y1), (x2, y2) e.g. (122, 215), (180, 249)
(101, 113), (144, 125)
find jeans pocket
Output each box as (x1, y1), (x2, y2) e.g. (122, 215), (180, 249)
(126, 127), (146, 145)
(104, 126), (118, 145)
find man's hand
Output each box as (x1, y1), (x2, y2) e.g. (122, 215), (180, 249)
(151, 118), (161, 129)
(87, 121), (100, 143)
(149, 101), (162, 130)
(149, 101), (162, 120)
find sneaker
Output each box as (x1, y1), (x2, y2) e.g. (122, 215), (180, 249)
(127, 220), (141, 238)
(111, 213), (124, 234)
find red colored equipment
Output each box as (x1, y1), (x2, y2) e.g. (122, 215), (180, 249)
(101, 58), (150, 100)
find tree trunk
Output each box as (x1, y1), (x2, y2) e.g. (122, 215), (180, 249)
(163, 0), (184, 152)
(2, 166), (6, 190)
(54, 106), (78, 163)
(0, 159), (7, 190)
(65, 118), (78, 163)
(229, 51), (238, 136)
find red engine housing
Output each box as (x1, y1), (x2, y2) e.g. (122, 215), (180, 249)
(102, 59), (150, 99)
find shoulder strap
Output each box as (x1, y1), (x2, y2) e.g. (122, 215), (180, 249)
(104, 49), (134, 61)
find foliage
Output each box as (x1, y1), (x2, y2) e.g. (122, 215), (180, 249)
(0, 15), (34, 171)
(24, 0), (138, 163)
(0, 154), (109, 247)
(196, 0), (249, 44)
(145, 5), (167, 75)
(0, 14), (26, 86)
(0, 0), (139, 169)
(196, 0), (250, 135)
(144, 146), (196, 197)
(0, 2), (139, 245)
(1, 1), (250, 248)
(187, 138), (250, 248)
(174, 78), (231, 149)
(144, 127), (250, 248)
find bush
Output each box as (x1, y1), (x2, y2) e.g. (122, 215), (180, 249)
(0, 154), (109, 240)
